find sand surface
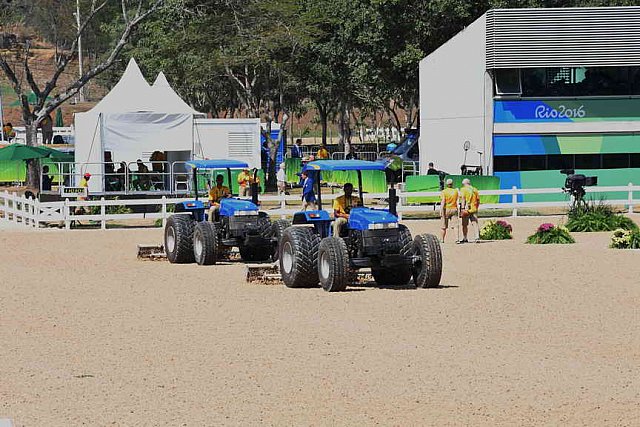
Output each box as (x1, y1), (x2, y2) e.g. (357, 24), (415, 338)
(1, 216), (639, 426)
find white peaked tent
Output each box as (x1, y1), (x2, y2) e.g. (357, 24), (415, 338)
(74, 58), (205, 192)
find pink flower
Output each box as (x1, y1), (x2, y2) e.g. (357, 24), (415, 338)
(538, 223), (555, 233)
(497, 220), (512, 232)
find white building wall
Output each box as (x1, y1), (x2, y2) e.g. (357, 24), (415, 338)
(419, 15), (487, 175)
(193, 119), (262, 169)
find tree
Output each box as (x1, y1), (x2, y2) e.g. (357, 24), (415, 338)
(0, 0), (163, 189)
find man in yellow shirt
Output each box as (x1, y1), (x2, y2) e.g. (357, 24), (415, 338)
(460, 178), (480, 243)
(440, 178), (459, 243)
(237, 168), (252, 197)
(317, 144), (330, 160)
(208, 174), (230, 222)
(333, 182), (361, 236)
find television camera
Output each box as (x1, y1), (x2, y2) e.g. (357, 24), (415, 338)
(560, 169), (598, 201)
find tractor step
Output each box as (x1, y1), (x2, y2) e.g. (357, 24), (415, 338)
(137, 244), (166, 260)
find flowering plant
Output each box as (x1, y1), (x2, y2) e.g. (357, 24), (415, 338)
(610, 228), (640, 249)
(480, 220), (513, 240)
(537, 223), (555, 233)
(527, 223), (575, 244)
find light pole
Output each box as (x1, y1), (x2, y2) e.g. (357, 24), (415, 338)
(75, 0), (85, 102)
(0, 87), (5, 143)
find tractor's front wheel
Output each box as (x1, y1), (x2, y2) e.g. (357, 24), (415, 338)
(279, 227), (320, 288)
(165, 215), (195, 263)
(318, 237), (351, 292)
(413, 233), (443, 288)
(193, 222), (220, 265)
(270, 219), (291, 261)
(373, 225), (413, 287)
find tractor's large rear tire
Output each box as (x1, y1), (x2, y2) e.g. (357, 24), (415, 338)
(279, 227), (320, 288)
(193, 222), (219, 265)
(413, 233), (443, 288)
(165, 215), (195, 264)
(318, 237), (351, 292)
(372, 224), (413, 286)
(270, 219), (291, 261)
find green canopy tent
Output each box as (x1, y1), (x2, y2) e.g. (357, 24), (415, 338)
(0, 144), (69, 184)
(0, 143), (51, 161)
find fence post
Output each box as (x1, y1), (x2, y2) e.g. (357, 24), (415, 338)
(34, 197), (41, 229)
(64, 198), (71, 230)
(100, 197), (106, 230)
(161, 195), (167, 228)
(511, 186), (518, 217)
(628, 182), (634, 214)
(5, 191), (13, 222)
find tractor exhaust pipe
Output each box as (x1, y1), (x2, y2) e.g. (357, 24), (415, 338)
(388, 184), (398, 217)
(251, 169), (260, 205)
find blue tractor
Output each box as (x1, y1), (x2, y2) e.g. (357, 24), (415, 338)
(164, 160), (289, 265)
(278, 160), (442, 291)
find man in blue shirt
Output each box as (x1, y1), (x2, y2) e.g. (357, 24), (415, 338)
(301, 171), (316, 210)
(291, 139), (303, 158)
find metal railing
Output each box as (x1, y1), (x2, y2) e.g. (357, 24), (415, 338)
(2, 183), (639, 231)
(331, 151), (381, 161)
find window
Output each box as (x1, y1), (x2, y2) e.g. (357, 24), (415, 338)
(520, 66), (636, 97)
(519, 155), (546, 171)
(602, 154), (629, 169)
(495, 69), (522, 95)
(547, 154), (574, 170)
(494, 156), (519, 172)
(574, 154), (601, 169)
(494, 153), (640, 172)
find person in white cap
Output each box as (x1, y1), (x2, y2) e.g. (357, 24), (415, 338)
(440, 178), (459, 243)
(276, 162), (287, 195)
(460, 178), (480, 242)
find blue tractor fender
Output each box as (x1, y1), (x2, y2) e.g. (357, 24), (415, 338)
(292, 210), (332, 238)
(219, 198), (260, 217)
(292, 210), (331, 224)
(348, 207), (398, 231)
(174, 200), (206, 222)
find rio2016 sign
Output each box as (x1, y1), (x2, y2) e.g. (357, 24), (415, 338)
(534, 104), (586, 119)
(494, 99), (640, 123)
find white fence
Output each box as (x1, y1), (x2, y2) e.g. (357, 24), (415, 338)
(1, 184), (639, 230)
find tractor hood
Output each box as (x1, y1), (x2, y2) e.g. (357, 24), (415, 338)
(348, 207), (398, 231)
(219, 198), (259, 216)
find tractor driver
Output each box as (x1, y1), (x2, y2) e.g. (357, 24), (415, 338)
(208, 174), (231, 222)
(333, 182), (361, 236)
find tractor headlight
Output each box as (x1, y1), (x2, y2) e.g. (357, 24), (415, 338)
(368, 223), (398, 230)
(235, 210), (259, 216)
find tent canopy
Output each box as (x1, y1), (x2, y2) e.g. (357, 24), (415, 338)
(74, 58), (204, 192)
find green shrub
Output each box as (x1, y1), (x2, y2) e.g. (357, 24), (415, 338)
(566, 200), (637, 232)
(610, 228), (640, 249)
(480, 220), (513, 240)
(526, 223), (575, 244)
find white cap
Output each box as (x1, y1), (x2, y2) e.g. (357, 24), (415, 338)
(462, 178), (471, 185)
(446, 178), (453, 186)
